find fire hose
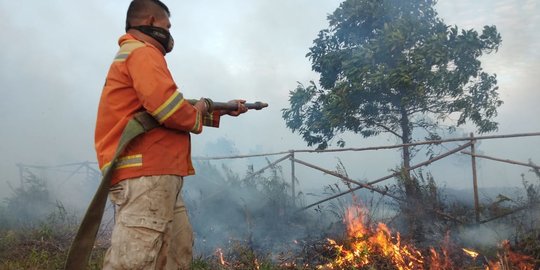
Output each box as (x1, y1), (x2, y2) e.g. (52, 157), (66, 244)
(64, 99), (267, 270)
(187, 99), (268, 112)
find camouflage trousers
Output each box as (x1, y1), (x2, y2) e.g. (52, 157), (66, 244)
(103, 175), (193, 270)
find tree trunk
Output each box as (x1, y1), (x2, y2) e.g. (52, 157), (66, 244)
(400, 109), (414, 199)
(399, 107), (424, 242)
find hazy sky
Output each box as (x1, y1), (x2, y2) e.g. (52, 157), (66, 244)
(1, 0), (539, 199)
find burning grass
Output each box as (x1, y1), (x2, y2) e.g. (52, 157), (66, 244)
(1, 204), (538, 270)
(313, 204), (537, 270)
(2, 165), (539, 269)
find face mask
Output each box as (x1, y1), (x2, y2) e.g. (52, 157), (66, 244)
(129, 25), (174, 53)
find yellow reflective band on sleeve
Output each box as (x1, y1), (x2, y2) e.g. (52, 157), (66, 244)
(191, 110), (202, 132)
(203, 113), (213, 126)
(151, 91), (185, 123)
(100, 154), (143, 174)
(114, 53), (130, 62)
(113, 40), (145, 62)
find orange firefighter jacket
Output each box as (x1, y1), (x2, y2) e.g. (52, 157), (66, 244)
(95, 34), (220, 186)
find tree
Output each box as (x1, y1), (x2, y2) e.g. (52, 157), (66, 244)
(282, 0), (502, 239)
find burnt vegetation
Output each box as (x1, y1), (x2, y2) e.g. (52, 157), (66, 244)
(1, 0), (538, 269)
(1, 161), (539, 269)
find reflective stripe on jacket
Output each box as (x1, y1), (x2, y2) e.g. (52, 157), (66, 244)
(95, 34), (220, 186)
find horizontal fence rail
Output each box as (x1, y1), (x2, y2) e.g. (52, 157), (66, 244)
(17, 131), (540, 226)
(192, 131), (540, 225)
(192, 131), (540, 160)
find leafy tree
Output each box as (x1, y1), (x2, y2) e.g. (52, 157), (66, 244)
(282, 0), (502, 238)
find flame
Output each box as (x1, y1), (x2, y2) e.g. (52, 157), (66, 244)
(317, 205), (425, 270)
(214, 247), (263, 269)
(316, 205), (536, 270)
(216, 248), (227, 266)
(216, 204), (535, 269)
(462, 248), (479, 259)
(487, 240), (536, 270)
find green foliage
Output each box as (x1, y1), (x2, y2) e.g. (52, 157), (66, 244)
(394, 169), (444, 208)
(282, 0), (502, 149)
(282, 0), (503, 243)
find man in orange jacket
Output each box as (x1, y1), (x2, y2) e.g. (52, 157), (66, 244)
(95, 0), (247, 269)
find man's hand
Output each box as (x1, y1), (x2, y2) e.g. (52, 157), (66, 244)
(193, 98), (209, 114)
(221, 100), (247, 116)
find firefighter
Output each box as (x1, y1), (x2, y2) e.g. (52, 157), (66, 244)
(95, 0), (247, 268)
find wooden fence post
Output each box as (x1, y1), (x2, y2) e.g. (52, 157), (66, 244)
(290, 151), (296, 207)
(470, 133), (480, 223)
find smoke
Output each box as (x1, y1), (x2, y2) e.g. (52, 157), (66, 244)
(458, 224), (514, 248)
(1, 0), (539, 198)
(184, 159), (328, 255)
(183, 137), (333, 255)
(1, 1), (540, 265)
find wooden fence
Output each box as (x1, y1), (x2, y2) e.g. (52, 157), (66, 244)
(193, 131), (540, 225)
(16, 131), (540, 225)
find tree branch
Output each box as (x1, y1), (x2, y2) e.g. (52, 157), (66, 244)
(374, 123), (402, 139)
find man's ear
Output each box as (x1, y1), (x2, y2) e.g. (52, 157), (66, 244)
(148, 15), (156, 26)
(138, 15), (155, 26)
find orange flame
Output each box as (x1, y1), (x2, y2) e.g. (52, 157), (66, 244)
(216, 248), (227, 266)
(487, 240), (536, 270)
(215, 247), (263, 269)
(318, 205), (425, 270)
(316, 205), (536, 270)
(462, 248), (479, 259)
